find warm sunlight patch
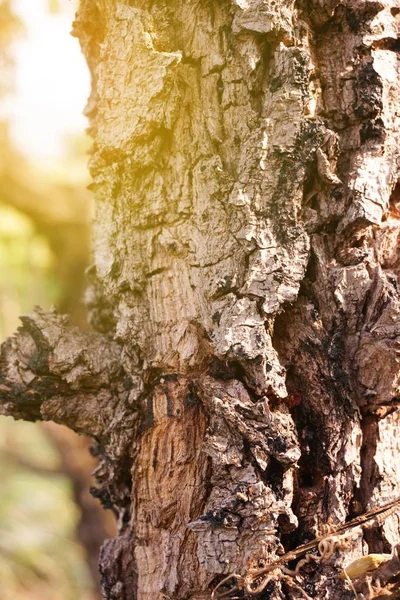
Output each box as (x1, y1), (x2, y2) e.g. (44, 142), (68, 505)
(6, 0), (90, 160)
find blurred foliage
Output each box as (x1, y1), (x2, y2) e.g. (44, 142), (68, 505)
(0, 202), (60, 339)
(0, 418), (95, 600)
(0, 2), (105, 600)
(0, 0), (23, 96)
(48, 0), (61, 13)
(48, 0), (80, 14)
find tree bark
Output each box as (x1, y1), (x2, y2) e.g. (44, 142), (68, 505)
(2, 0), (400, 598)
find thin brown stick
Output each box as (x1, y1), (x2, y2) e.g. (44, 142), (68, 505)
(211, 498), (400, 599)
(211, 573), (241, 600)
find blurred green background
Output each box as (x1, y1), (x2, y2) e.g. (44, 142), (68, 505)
(0, 418), (98, 600)
(0, 1), (114, 598)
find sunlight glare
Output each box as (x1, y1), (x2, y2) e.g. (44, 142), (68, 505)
(6, 0), (90, 161)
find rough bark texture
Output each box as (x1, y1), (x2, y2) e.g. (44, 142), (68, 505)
(1, 0), (400, 599)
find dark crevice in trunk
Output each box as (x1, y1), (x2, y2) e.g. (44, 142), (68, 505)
(207, 356), (264, 402)
(359, 413), (380, 509)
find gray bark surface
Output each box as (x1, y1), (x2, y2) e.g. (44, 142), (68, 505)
(2, 0), (400, 598)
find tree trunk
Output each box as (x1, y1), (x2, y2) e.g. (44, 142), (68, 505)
(1, 0), (400, 598)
